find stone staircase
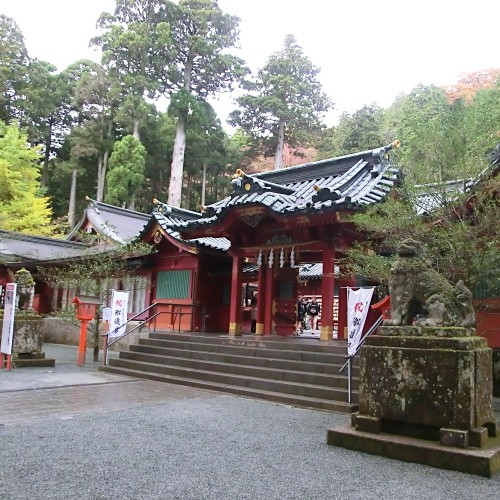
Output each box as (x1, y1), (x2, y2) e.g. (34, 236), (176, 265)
(100, 332), (359, 413)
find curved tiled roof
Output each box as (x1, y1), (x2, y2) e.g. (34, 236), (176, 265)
(136, 201), (231, 252)
(0, 230), (91, 263)
(173, 143), (401, 231)
(68, 200), (150, 244)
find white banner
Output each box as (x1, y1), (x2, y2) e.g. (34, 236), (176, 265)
(347, 287), (374, 357)
(1, 283), (17, 355)
(109, 290), (129, 338)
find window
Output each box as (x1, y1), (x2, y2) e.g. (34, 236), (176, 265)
(156, 270), (191, 299)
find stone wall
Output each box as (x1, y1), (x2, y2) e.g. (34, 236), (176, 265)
(40, 317), (146, 351)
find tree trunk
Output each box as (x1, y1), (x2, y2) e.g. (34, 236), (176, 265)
(168, 114), (187, 207)
(97, 120), (112, 201)
(41, 119), (53, 187)
(274, 119), (286, 170)
(128, 192), (136, 211)
(133, 119), (140, 141)
(187, 172), (193, 210)
(68, 167), (77, 228)
(201, 162), (207, 207)
(168, 57), (193, 208)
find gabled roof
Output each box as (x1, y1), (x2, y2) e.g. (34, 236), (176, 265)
(413, 143), (500, 215)
(172, 142), (401, 231)
(413, 179), (475, 216)
(0, 230), (90, 263)
(137, 200), (230, 252)
(67, 199), (150, 244)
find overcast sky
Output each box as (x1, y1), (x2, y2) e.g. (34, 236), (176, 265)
(2, 0), (499, 128)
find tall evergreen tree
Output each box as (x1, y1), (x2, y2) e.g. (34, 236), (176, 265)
(92, 0), (172, 141)
(0, 121), (53, 234)
(164, 0), (247, 207)
(229, 34), (331, 169)
(0, 15), (29, 123)
(105, 135), (146, 210)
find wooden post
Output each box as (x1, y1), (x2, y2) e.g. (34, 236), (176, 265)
(228, 254), (243, 336)
(264, 264), (275, 335)
(320, 246), (335, 341)
(255, 264), (266, 336)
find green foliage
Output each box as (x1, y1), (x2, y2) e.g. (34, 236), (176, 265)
(105, 135), (146, 208)
(36, 241), (154, 300)
(0, 121), (53, 234)
(342, 170), (500, 296)
(164, 0), (248, 98)
(0, 15), (29, 122)
(229, 34), (331, 164)
(92, 1), (172, 137)
(317, 104), (385, 159)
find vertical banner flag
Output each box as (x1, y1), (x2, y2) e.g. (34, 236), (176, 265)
(109, 290), (129, 339)
(1, 283), (17, 355)
(347, 287), (374, 357)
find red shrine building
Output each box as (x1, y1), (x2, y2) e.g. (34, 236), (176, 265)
(166, 141), (401, 341)
(1, 141), (499, 349)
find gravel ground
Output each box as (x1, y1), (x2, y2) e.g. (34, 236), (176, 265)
(1, 392), (499, 500)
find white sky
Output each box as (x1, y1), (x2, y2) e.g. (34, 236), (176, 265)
(2, 0), (499, 128)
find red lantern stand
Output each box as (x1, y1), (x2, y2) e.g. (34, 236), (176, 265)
(72, 296), (101, 366)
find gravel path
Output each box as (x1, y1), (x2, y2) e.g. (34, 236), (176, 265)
(1, 392), (499, 500)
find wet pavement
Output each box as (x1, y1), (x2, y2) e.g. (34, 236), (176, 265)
(0, 343), (215, 425)
(1, 343), (499, 426)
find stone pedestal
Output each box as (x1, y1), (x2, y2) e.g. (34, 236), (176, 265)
(327, 326), (500, 477)
(1, 313), (55, 368)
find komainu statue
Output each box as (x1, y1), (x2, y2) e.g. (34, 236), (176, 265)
(384, 239), (476, 328)
(14, 268), (36, 312)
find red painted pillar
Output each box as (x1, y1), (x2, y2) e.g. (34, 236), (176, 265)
(77, 320), (88, 366)
(255, 264), (266, 336)
(264, 263), (275, 335)
(320, 246), (335, 341)
(228, 254), (243, 336)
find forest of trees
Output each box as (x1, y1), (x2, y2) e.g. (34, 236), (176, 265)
(1, 0), (499, 247)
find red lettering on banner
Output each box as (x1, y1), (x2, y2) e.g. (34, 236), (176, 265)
(354, 302), (364, 313)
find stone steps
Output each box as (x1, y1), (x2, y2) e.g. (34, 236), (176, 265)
(100, 332), (359, 413)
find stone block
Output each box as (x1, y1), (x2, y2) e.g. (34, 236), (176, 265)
(355, 415), (381, 434)
(485, 421), (500, 438)
(469, 427), (488, 448)
(359, 334), (494, 431)
(12, 315), (43, 356)
(440, 428), (469, 448)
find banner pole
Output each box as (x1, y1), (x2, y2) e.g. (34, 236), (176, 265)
(348, 357), (352, 404)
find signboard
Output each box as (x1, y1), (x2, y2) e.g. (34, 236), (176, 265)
(108, 290), (129, 339)
(347, 287), (374, 357)
(1, 283), (17, 355)
(102, 307), (112, 322)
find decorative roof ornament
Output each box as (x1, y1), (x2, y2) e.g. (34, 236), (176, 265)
(152, 197), (172, 215)
(231, 167), (294, 197)
(85, 195), (100, 214)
